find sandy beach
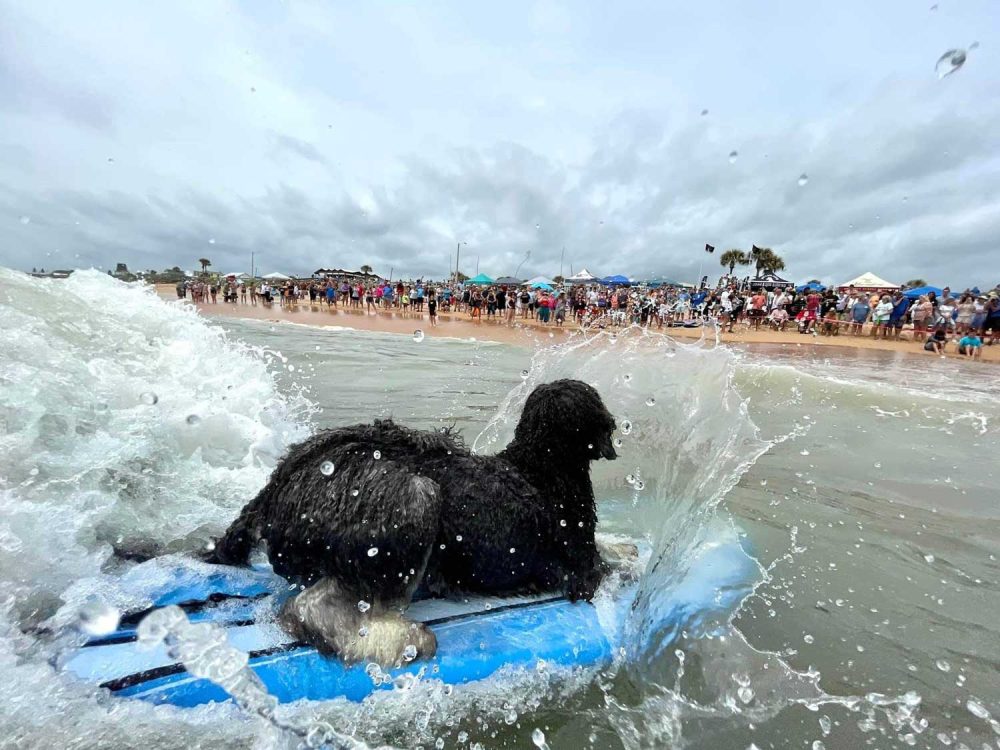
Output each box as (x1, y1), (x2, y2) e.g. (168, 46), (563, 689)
(155, 285), (1000, 363)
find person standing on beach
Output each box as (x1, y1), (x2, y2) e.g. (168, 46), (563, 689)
(427, 289), (438, 327)
(911, 295), (933, 341)
(888, 292), (910, 341)
(955, 293), (975, 334)
(850, 295), (871, 336)
(871, 295), (893, 339)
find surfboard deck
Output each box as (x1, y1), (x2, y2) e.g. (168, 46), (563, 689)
(62, 534), (757, 707)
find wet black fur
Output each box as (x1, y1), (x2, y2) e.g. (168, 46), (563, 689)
(213, 379), (617, 604)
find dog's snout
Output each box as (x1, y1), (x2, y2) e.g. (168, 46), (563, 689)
(600, 439), (618, 460)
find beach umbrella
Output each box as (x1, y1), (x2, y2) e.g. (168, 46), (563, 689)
(495, 276), (524, 285)
(902, 285), (943, 300)
(465, 273), (495, 285)
(795, 282), (826, 293)
(530, 282), (554, 291)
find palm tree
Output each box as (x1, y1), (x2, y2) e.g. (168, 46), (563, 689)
(720, 249), (749, 275)
(360, 264), (373, 275)
(198, 258), (212, 273)
(553, 275), (565, 284)
(748, 247), (785, 278)
(905, 278), (927, 288)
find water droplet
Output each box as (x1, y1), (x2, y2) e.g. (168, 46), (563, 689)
(800, 449), (810, 456)
(78, 597), (120, 636)
(140, 392), (158, 405)
(935, 48), (967, 78)
(357, 600), (371, 613)
(351, 488), (360, 496)
(320, 461), (335, 476)
(645, 397), (656, 406)
(619, 419), (632, 435)
(185, 414), (200, 425)
(413, 329), (425, 342)
(531, 728), (547, 748)
(804, 634), (814, 644)
(367, 547), (379, 557)
(358, 625), (369, 637)
(402, 644), (418, 661)
(812, 742), (825, 750)
(19, 215), (30, 225)
(535, 223), (541, 230)
(634, 480), (645, 490)
(505, 709), (518, 724)
(625, 474), (636, 485)
(521, 369), (530, 379)
(966, 698), (990, 720)
(287, 364), (295, 372)
(373, 450), (381, 460)
(760, 479), (768, 486)
(509, 547), (516, 554)
(456, 534), (463, 541)
(798, 173), (809, 187)
(737, 685), (754, 703)
(623, 373), (632, 383)
(728, 150), (739, 164)
(613, 437), (623, 448)
(208, 238), (216, 244)
(935, 659), (951, 672)
(873, 461), (882, 469)
(924, 553), (935, 563)
(559, 519), (567, 527)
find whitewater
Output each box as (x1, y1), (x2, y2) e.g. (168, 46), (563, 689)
(1, 269), (997, 749)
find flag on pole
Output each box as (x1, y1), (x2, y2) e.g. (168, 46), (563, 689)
(705, 243), (715, 253)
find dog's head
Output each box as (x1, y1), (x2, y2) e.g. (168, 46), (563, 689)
(513, 379), (617, 463)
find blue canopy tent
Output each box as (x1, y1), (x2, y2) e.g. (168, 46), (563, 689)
(646, 277), (683, 288)
(902, 285), (943, 300)
(530, 282), (553, 291)
(796, 282), (826, 293)
(602, 274), (631, 285)
(465, 273), (495, 285)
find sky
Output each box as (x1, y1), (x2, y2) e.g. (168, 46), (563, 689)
(1, 0), (998, 287)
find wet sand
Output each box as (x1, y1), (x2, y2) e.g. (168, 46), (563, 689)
(155, 286), (1000, 363)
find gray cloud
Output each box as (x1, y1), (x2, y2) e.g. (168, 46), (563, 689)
(0, 1), (998, 288)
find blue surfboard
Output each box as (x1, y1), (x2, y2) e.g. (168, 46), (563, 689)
(62, 534), (757, 707)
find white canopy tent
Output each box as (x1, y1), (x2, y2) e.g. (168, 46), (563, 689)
(525, 275), (556, 286)
(838, 272), (899, 291)
(565, 268), (599, 284)
(261, 272), (291, 280)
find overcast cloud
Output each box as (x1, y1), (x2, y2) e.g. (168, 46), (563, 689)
(1, 0), (998, 287)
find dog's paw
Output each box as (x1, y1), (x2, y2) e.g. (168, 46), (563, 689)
(566, 566), (604, 602)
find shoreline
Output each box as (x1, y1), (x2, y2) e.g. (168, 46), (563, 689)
(154, 285), (999, 363)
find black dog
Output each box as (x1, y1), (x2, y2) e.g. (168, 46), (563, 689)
(212, 379), (617, 665)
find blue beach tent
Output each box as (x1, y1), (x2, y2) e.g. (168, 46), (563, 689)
(902, 285), (943, 300)
(603, 275), (631, 285)
(795, 282), (826, 293)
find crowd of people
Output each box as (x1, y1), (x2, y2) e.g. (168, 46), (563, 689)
(175, 276), (999, 358)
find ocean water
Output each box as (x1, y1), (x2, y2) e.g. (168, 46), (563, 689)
(1, 269), (998, 749)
